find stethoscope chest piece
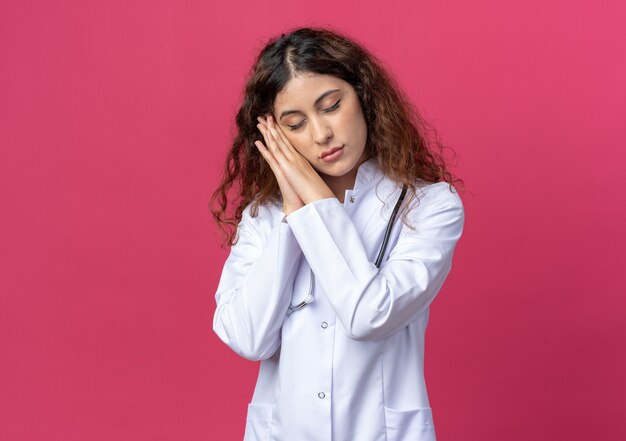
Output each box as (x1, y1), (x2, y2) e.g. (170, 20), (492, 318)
(287, 268), (315, 315)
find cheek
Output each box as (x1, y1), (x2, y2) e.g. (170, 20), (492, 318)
(284, 133), (311, 156)
(343, 107), (367, 140)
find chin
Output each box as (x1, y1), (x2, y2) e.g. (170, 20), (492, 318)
(319, 158), (357, 177)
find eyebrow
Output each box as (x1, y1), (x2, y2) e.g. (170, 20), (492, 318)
(279, 89), (342, 120)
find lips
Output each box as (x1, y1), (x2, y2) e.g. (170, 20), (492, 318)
(320, 146), (344, 159)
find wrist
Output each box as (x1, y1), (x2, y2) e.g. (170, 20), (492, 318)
(303, 189), (336, 204)
(282, 203), (303, 217)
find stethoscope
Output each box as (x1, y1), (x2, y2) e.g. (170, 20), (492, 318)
(287, 185), (408, 314)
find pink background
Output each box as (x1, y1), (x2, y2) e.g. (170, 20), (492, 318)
(1, 0), (625, 440)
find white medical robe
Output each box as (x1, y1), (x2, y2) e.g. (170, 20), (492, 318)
(213, 158), (465, 441)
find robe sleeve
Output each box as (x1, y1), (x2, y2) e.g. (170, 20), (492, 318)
(285, 183), (464, 341)
(213, 204), (302, 360)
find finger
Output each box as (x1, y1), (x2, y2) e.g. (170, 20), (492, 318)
(256, 121), (268, 138)
(258, 115), (277, 136)
(268, 116), (293, 152)
(254, 140), (278, 169)
(268, 118), (309, 168)
(256, 116), (268, 130)
(257, 119), (281, 153)
(257, 123), (276, 153)
(255, 141), (296, 193)
(265, 122), (286, 159)
(257, 115), (293, 150)
(267, 116), (293, 158)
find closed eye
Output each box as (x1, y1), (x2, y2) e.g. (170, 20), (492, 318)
(322, 99), (341, 113)
(287, 120), (305, 131)
(287, 99), (342, 131)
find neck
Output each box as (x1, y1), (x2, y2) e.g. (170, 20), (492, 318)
(321, 154), (371, 203)
(322, 173), (357, 203)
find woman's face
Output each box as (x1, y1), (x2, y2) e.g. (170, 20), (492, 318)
(272, 74), (369, 180)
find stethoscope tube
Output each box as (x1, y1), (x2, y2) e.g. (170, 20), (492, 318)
(374, 185), (408, 269)
(287, 185), (408, 315)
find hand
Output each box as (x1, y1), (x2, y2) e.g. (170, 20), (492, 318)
(255, 117), (304, 215)
(255, 115), (335, 213)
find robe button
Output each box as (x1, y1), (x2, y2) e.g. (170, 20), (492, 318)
(321, 322), (328, 329)
(318, 392), (326, 399)
(349, 196), (355, 203)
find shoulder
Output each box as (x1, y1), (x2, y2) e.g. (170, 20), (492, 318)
(414, 181), (463, 210)
(375, 172), (463, 212)
(379, 179), (465, 236)
(230, 199), (283, 247)
(402, 181), (465, 236)
(238, 198), (284, 236)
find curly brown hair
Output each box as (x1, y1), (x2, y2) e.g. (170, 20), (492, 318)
(210, 27), (463, 247)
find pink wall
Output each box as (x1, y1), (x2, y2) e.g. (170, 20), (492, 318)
(1, 1), (624, 440)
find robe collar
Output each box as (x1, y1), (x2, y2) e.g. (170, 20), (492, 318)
(352, 156), (385, 190)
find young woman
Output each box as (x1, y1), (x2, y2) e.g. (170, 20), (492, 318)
(211, 27), (465, 441)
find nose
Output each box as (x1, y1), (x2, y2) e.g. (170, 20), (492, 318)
(310, 117), (333, 145)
